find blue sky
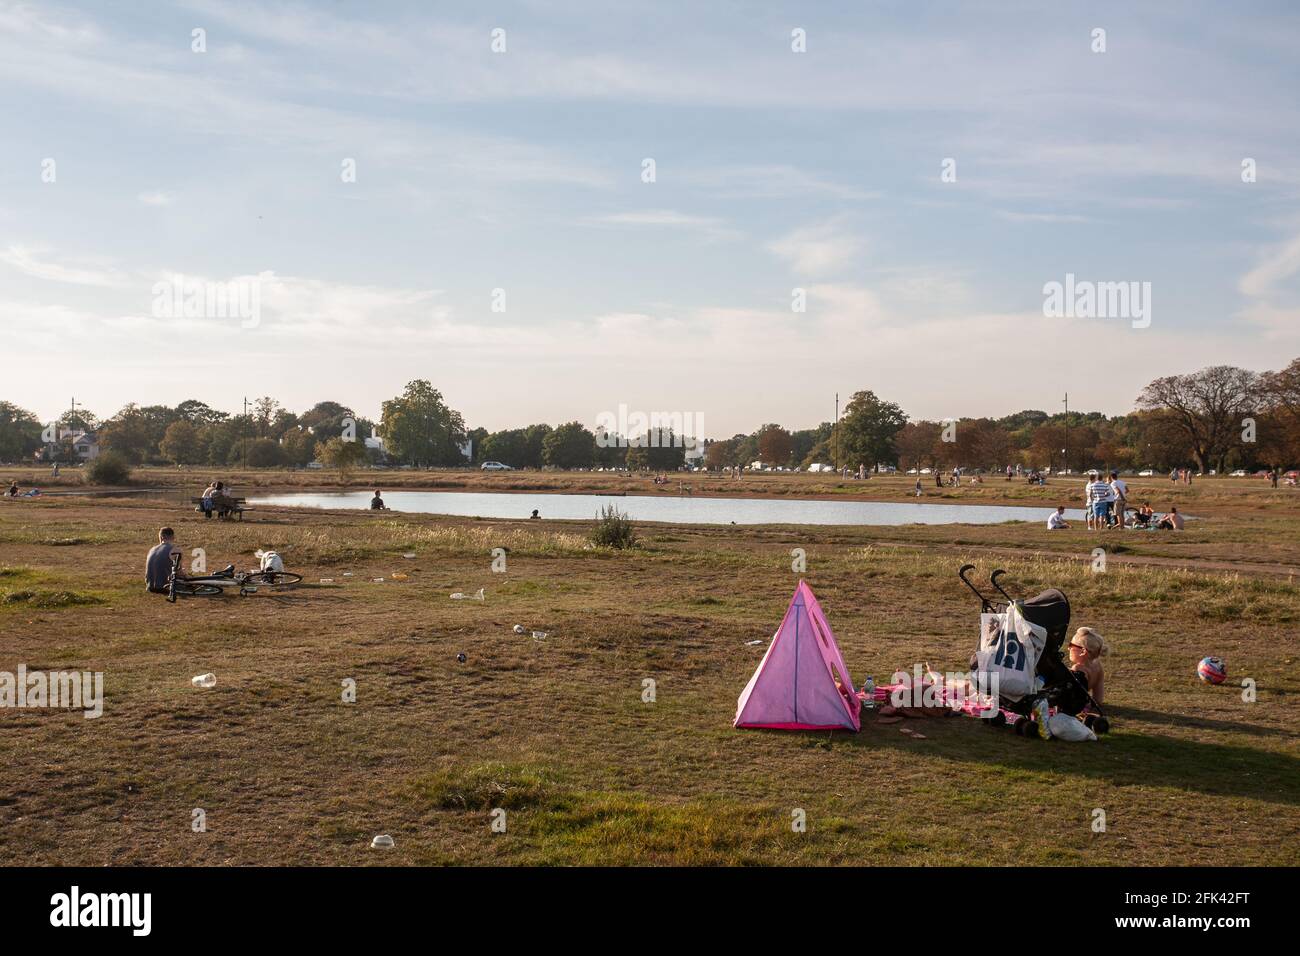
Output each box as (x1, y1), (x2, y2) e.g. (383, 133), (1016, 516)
(2, 0), (1299, 436)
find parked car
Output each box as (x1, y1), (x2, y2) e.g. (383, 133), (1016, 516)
(480, 461), (512, 471)
(1231, 469), (1248, 477)
(1138, 469), (1154, 476)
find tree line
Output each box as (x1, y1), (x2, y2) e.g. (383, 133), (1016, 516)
(2, 359), (1299, 473)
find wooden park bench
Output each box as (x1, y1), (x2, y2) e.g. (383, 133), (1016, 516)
(191, 497), (252, 521)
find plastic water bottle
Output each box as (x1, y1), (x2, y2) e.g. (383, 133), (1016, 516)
(191, 673), (216, 689)
(863, 676), (875, 709)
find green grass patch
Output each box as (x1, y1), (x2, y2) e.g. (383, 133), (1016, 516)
(406, 762), (795, 864)
(1, 588), (106, 609)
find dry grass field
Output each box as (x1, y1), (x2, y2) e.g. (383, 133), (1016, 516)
(1, 472), (1297, 865)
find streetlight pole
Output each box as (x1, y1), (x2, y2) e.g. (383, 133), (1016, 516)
(833, 393), (839, 472)
(1062, 392), (1069, 474)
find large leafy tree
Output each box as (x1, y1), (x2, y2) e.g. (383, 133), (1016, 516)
(0, 402), (43, 461)
(380, 380), (467, 467)
(175, 399), (226, 426)
(1257, 357), (1300, 466)
(625, 429), (686, 470)
(480, 428), (529, 466)
(838, 390), (908, 472)
(520, 424), (552, 469)
(542, 422), (596, 469)
(1137, 365), (1259, 473)
(894, 421), (942, 473)
(756, 424), (793, 466)
(279, 426), (318, 467)
(159, 420), (204, 465)
(98, 404), (162, 464)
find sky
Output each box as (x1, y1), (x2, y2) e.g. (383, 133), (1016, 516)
(2, 0), (1299, 437)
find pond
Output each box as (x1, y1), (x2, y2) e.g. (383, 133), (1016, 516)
(246, 490), (1087, 527)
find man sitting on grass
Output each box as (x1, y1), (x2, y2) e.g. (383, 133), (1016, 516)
(1047, 506), (1070, 529)
(145, 527), (180, 594)
(370, 489), (387, 510)
(1157, 506), (1184, 530)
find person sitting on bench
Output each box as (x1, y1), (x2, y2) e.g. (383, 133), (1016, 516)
(211, 481), (238, 519)
(200, 481), (217, 519)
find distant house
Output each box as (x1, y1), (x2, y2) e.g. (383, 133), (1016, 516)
(60, 429), (100, 461)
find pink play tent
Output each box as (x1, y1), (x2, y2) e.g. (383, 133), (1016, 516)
(734, 580), (861, 732)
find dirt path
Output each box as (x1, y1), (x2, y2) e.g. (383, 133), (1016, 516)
(873, 538), (1300, 579)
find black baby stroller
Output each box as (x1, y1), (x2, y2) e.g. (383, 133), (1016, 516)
(958, 565), (1108, 735)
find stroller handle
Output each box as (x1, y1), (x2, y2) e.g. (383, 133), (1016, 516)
(990, 569), (1014, 603)
(958, 564), (995, 611)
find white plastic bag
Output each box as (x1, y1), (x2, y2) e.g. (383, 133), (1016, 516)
(975, 602), (1045, 701)
(1048, 713), (1097, 741)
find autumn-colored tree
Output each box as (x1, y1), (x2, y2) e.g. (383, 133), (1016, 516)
(756, 424), (793, 466)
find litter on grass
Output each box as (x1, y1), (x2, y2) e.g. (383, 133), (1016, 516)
(370, 835), (394, 849)
(513, 624), (526, 634)
(191, 673), (216, 688)
(450, 588), (485, 601)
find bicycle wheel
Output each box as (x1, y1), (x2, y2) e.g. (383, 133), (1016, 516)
(178, 582), (224, 598)
(260, 571), (302, 586)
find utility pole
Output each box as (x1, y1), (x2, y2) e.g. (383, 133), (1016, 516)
(243, 396), (249, 470)
(834, 393), (840, 472)
(1062, 392), (1069, 475)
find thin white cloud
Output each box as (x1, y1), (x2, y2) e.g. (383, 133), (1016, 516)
(996, 210), (1093, 224)
(137, 191), (174, 206)
(0, 245), (132, 288)
(766, 220), (863, 277)
(591, 210), (721, 228)
(1239, 233), (1300, 298)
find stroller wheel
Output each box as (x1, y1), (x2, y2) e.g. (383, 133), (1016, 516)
(1013, 716), (1029, 736)
(989, 711), (1006, 727)
(1092, 717), (1109, 735)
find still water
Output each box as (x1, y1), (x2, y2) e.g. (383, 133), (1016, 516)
(247, 490), (1085, 527)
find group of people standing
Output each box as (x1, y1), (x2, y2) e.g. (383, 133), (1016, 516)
(1084, 471), (1127, 529)
(1046, 470), (1183, 530)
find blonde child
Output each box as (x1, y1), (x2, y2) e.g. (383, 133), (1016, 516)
(1067, 626), (1108, 709)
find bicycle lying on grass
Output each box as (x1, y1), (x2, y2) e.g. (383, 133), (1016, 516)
(167, 553), (303, 602)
